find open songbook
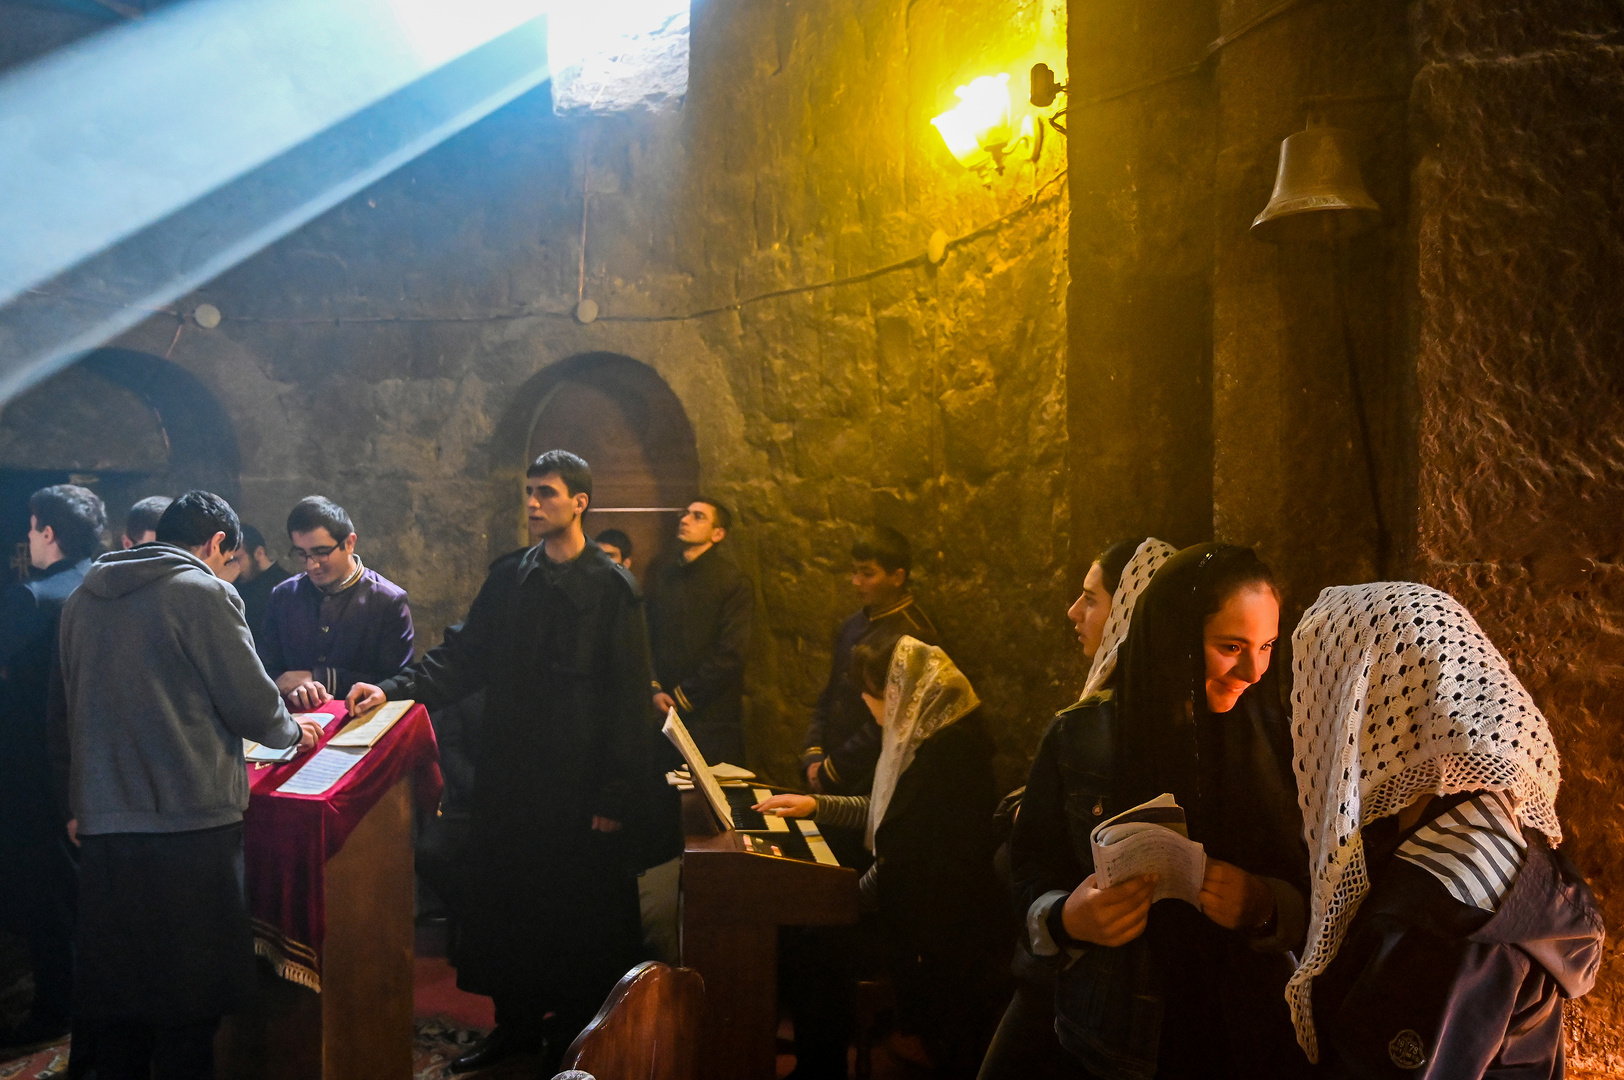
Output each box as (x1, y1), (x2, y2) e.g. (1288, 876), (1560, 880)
(661, 708), (737, 829)
(1090, 793), (1207, 906)
(661, 708), (840, 866)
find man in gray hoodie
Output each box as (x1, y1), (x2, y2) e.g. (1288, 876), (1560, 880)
(54, 490), (322, 1080)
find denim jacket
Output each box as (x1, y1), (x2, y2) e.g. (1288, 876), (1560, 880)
(1008, 694), (1311, 1080)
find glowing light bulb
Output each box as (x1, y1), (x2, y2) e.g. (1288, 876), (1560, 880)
(930, 73), (1013, 172)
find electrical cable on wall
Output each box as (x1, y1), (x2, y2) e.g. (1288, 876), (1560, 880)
(207, 167), (1069, 329)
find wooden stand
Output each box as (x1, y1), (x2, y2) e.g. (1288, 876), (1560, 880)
(218, 778), (416, 1080)
(679, 792), (858, 1080)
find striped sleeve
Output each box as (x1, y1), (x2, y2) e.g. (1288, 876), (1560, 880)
(813, 794), (870, 830)
(1396, 791), (1528, 911)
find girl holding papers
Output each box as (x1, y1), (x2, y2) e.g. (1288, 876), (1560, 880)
(1006, 544), (1310, 1080)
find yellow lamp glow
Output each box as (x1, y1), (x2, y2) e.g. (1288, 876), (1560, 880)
(931, 73), (1013, 174)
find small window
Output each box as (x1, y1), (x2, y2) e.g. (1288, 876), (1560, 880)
(548, 1), (689, 116)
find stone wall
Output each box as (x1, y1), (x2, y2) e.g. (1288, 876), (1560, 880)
(96, 0), (1074, 787)
(1065, 0), (1415, 626)
(1410, 1), (1624, 1071)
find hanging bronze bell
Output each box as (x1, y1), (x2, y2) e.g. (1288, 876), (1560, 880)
(1251, 126), (1380, 243)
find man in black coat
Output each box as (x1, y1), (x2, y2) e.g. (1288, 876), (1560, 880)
(0, 485), (103, 1053)
(348, 450), (668, 1074)
(645, 498), (753, 764)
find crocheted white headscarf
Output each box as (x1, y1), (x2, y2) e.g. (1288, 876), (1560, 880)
(866, 636), (980, 851)
(1080, 538), (1177, 699)
(1286, 582), (1562, 1061)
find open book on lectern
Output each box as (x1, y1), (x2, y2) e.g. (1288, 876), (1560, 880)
(661, 708), (735, 830)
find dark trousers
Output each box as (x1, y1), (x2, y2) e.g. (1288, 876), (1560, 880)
(977, 978), (1089, 1080)
(0, 834), (78, 1028)
(89, 1017), (220, 1080)
(491, 989), (602, 1070)
(779, 923), (875, 1080)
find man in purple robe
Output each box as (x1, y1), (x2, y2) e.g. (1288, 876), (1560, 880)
(257, 496), (413, 711)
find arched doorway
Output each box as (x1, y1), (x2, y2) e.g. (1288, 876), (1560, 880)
(0, 348), (240, 578)
(515, 353), (700, 579)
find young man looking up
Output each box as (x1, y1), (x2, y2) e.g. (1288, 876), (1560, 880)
(259, 496), (412, 712)
(799, 527), (938, 795)
(120, 495), (170, 548)
(0, 485), (104, 1052)
(55, 491), (322, 1080)
(594, 528), (633, 571)
(645, 499), (754, 764)
(230, 524), (290, 639)
(347, 451), (667, 1073)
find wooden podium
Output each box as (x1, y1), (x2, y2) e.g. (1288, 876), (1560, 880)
(217, 777), (416, 1080)
(679, 791), (859, 1080)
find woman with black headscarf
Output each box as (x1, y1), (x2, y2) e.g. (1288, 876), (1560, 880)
(1005, 544), (1310, 1080)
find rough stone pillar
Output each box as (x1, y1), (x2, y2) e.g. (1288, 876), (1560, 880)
(1066, 0), (1217, 572)
(1411, 1), (1624, 1069)
(1209, 0), (1413, 617)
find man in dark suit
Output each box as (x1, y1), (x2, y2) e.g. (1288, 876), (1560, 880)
(645, 499), (754, 764)
(0, 485), (104, 1052)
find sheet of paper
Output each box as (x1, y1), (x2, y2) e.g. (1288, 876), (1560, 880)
(243, 738), (296, 764)
(709, 762), (756, 781)
(276, 746), (367, 796)
(1092, 822), (1206, 905)
(661, 709), (733, 830)
(327, 700), (413, 748)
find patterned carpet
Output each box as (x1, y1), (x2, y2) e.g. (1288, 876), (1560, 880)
(0, 1042), (67, 1080)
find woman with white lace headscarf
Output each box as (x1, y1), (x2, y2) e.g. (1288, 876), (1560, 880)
(1288, 582), (1602, 1079)
(757, 632), (1005, 1078)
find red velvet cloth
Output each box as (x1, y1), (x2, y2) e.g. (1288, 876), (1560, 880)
(243, 700), (442, 991)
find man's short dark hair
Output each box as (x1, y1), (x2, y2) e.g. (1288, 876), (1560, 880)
(124, 495), (171, 541)
(29, 484), (106, 561)
(527, 450), (593, 505)
(241, 524), (267, 556)
(852, 526), (912, 578)
(693, 497), (732, 533)
(156, 491), (241, 553)
(286, 496), (354, 542)
(595, 528), (632, 557)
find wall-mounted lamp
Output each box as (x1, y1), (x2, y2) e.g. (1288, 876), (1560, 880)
(931, 73), (1042, 182)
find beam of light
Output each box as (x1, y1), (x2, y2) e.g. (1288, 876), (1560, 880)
(0, 0), (695, 405)
(0, 0), (551, 311)
(0, 0), (556, 404)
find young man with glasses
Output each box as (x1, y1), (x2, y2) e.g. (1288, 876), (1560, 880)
(257, 496), (413, 712)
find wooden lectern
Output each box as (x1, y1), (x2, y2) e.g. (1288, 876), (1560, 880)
(217, 777), (416, 1080)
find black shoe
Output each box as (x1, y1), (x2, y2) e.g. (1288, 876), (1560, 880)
(0, 1015), (71, 1058)
(449, 1026), (541, 1074)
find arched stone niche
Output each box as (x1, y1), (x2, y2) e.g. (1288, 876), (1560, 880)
(0, 348), (241, 568)
(492, 352), (700, 576)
